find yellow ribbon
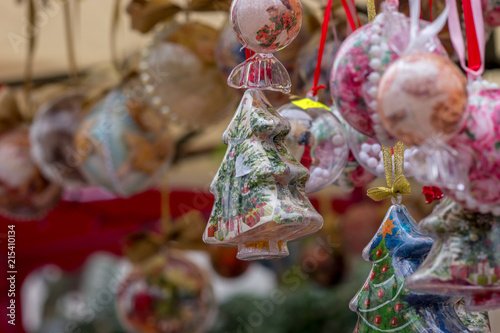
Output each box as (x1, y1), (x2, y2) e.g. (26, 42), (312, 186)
(367, 0), (377, 22)
(367, 142), (412, 201)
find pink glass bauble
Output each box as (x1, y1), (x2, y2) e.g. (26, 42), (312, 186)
(0, 126), (61, 220)
(228, 0), (303, 93)
(377, 53), (467, 146)
(116, 250), (215, 333)
(330, 5), (446, 144)
(278, 100), (348, 193)
(445, 83), (500, 215)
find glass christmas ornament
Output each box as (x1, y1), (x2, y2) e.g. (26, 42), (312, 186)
(406, 198), (500, 311)
(203, 89), (323, 260)
(332, 110), (375, 192)
(376, 53), (467, 146)
(483, 0), (500, 29)
(140, 22), (235, 128)
(30, 92), (87, 188)
(351, 199), (474, 333)
(0, 126), (61, 220)
(228, 0), (303, 93)
(444, 83), (500, 215)
(330, 2), (446, 145)
(74, 88), (174, 197)
(347, 125), (419, 178)
(278, 99), (348, 193)
(116, 250), (215, 333)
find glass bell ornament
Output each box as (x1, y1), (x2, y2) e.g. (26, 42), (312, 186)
(228, 0), (303, 93)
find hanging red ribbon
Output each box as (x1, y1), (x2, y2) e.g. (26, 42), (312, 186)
(341, 0), (358, 32)
(429, 0), (433, 22)
(350, 0), (361, 28)
(309, 0), (333, 97)
(462, 0), (481, 72)
(245, 48), (254, 60)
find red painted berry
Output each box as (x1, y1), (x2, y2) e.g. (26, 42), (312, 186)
(391, 317), (399, 327)
(364, 299), (370, 307)
(374, 315), (382, 326)
(381, 265), (389, 273)
(370, 271), (376, 280)
(377, 289), (385, 298)
(395, 303), (403, 313)
(364, 282), (369, 291)
(376, 249), (382, 257)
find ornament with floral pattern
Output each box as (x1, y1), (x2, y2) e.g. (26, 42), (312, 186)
(203, 89), (323, 260)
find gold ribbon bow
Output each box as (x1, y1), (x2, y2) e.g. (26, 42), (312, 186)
(367, 142), (412, 201)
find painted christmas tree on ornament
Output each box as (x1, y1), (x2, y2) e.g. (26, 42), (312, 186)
(203, 89), (323, 260)
(351, 143), (480, 332)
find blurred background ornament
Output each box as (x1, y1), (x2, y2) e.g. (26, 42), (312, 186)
(74, 88), (174, 197)
(116, 249), (215, 333)
(30, 92), (88, 188)
(209, 246), (251, 278)
(227, 0), (303, 92)
(278, 100), (348, 193)
(140, 22), (235, 127)
(0, 125), (61, 220)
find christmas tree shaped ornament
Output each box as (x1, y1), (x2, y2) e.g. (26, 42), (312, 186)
(406, 198), (500, 311)
(203, 89), (323, 260)
(351, 142), (472, 333)
(330, 0), (447, 146)
(278, 99), (348, 193)
(227, 0), (303, 93)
